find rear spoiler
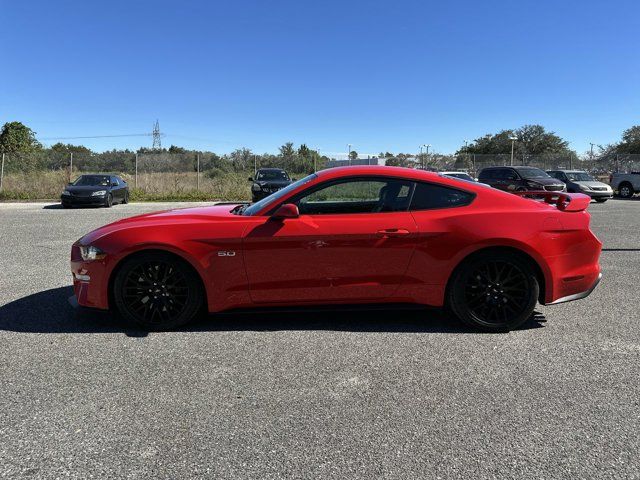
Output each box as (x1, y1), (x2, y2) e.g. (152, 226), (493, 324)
(513, 191), (591, 212)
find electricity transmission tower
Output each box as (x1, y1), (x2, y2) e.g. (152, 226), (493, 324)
(152, 120), (162, 150)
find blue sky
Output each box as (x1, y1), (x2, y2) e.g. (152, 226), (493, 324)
(1, 0), (638, 155)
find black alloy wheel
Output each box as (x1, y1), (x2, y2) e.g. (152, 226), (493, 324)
(113, 252), (203, 329)
(105, 193), (113, 208)
(123, 191), (129, 204)
(595, 198), (608, 203)
(448, 252), (538, 331)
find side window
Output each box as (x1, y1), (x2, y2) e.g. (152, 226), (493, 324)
(504, 169), (518, 180)
(296, 178), (413, 215)
(479, 169), (495, 179)
(410, 182), (474, 211)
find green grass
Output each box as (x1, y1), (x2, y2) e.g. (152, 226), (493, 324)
(0, 170), (253, 202)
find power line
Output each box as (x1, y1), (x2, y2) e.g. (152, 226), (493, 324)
(40, 133), (153, 140)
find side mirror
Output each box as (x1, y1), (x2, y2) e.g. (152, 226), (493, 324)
(271, 203), (299, 220)
(67, 182), (73, 186)
(111, 182), (118, 187)
(248, 177), (253, 182)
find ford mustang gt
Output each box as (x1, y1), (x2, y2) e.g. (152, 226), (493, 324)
(71, 166), (602, 331)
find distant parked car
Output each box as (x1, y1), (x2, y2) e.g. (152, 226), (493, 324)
(547, 170), (613, 203)
(249, 168), (292, 202)
(61, 174), (129, 208)
(478, 166), (566, 193)
(440, 171), (476, 182)
(609, 172), (640, 199)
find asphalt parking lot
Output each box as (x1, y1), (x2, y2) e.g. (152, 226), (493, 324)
(1, 200), (639, 479)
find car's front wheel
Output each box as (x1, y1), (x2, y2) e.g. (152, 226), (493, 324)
(447, 251), (539, 331)
(113, 252), (204, 330)
(595, 198), (608, 203)
(122, 191), (129, 204)
(105, 193), (113, 208)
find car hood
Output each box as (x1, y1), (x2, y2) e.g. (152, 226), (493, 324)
(66, 185), (110, 193)
(79, 203), (245, 245)
(572, 180), (610, 188)
(525, 177), (564, 186)
(254, 180), (291, 187)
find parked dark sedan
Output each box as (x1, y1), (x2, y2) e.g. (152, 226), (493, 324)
(546, 170), (613, 203)
(249, 168), (292, 202)
(61, 174), (129, 208)
(478, 166), (566, 193)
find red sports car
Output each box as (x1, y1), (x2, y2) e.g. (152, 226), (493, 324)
(71, 166), (602, 331)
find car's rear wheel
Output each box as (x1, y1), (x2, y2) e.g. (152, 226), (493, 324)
(113, 252), (203, 330)
(618, 183), (634, 199)
(447, 251), (539, 332)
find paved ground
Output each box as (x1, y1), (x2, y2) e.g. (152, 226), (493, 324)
(0, 200), (639, 479)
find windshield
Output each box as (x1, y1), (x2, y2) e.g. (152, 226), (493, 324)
(257, 170), (290, 181)
(566, 172), (595, 182)
(243, 174), (317, 215)
(72, 175), (110, 186)
(518, 168), (550, 179)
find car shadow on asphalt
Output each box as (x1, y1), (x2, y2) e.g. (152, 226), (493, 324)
(0, 286), (546, 336)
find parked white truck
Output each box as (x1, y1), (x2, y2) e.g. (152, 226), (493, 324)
(610, 172), (640, 198)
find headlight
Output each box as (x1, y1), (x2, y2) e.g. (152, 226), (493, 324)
(251, 184), (261, 192)
(579, 184), (591, 192)
(91, 190), (107, 196)
(62, 190), (71, 196)
(79, 245), (106, 261)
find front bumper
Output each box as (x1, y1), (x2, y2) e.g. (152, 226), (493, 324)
(70, 243), (110, 310)
(585, 191), (613, 199)
(62, 195), (107, 206)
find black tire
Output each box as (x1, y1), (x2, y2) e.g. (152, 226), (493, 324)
(618, 183), (634, 199)
(105, 193), (113, 208)
(595, 198), (608, 203)
(122, 191), (129, 204)
(113, 252), (204, 330)
(447, 251), (539, 332)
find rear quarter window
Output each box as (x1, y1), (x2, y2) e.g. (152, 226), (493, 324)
(410, 182), (474, 210)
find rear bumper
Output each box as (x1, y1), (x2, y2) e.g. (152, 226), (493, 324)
(547, 273), (602, 305)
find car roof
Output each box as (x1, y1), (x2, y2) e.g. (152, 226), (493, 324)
(440, 171), (469, 174)
(548, 170), (585, 173)
(316, 165), (443, 181)
(257, 168), (286, 172)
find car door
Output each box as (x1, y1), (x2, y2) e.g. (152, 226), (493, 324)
(242, 176), (419, 304)
(109, 176), (122, 201)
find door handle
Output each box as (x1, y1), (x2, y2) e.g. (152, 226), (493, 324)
(376, 228), (410, 237)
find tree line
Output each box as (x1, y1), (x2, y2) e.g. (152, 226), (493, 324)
(1, 121), (639, 174)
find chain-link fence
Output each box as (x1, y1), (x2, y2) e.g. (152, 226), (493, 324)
(1, 151), (639, 199)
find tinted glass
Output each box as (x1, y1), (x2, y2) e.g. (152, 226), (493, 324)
(517, 167), (550, 179)
(410, 182), (473, 210)
(479, 169), (497, 179)
(296, 178), (412, 215)
(257, 170), (290, 181)
(566, 172), (595, 181)
(73, 175), (110, 186)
